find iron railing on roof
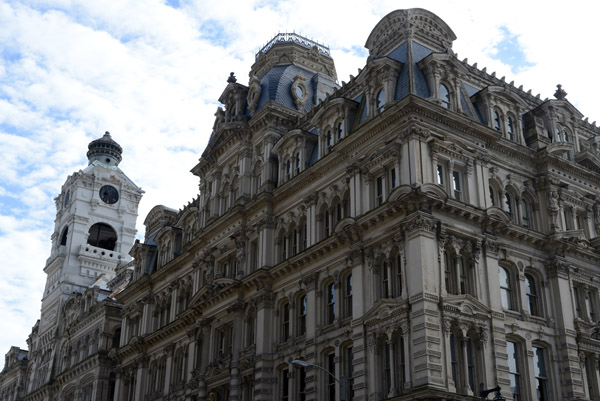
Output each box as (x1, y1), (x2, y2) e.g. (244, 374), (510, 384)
(256, 33), (330, 60)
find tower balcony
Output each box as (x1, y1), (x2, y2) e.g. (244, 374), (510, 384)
(77, 244), (126, 263)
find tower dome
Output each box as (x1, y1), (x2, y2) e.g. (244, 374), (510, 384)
(87, 131), (123, 166)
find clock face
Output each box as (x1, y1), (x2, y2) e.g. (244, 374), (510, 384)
(99, 185), (119, 204)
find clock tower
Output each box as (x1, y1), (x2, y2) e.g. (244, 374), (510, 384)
(38, 131), (143, 337)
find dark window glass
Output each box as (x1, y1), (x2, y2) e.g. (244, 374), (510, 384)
(328, 353), (336, 401)
(533, 347), (548, 401)
(377, 89), (386, 113)
(526, 274), (539, 316)
(440, 84), (450, 108)
(327, 283), (335, 324)
(87, 223), (117, 250)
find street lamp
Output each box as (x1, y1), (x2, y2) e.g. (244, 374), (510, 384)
(480, 384), (506, 401)
(291, 360), (346, 401)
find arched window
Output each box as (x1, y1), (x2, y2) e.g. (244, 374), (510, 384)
(499, 266), (513, 310)
(60, 226), (69, 246)
(563, 128), (570, 143)
(87, 223), (117, 250)
(489, 186), (496, 207)
(326, 130), (333, 148)
(525, 274), (539, 316)
(376, 89), (386, 113)
(507, 116), (515, 141)
(439, 84), (450, 108)
(494, 111), (501, 131)
(555, 127), (562, 142)
(285, 159), (291, 181)
(337, 121), (344, 140)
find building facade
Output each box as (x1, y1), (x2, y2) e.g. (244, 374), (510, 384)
(5, 7), (600, 401)
(1, 132), (143, 401)
(112, 8), (600, 401)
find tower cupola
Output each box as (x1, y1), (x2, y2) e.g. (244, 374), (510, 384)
(87, 131), (123, 166)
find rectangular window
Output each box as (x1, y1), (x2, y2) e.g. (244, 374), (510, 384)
(298, 367), (307, 401)
(574, 287), (583, 319)
(466, 338), (475, 391)
(452, 171), (461, 200)
(302, 223), (308, 250)
(585, 289), (596, 322)
(292, 230), (298, 256)
(506, 341), (521, 400)
(327, 283), (336, 324)
(346, 347), (354, 400)
(376, 176), (384, 206)
(328, 353), (336, 401)
(281, 303), (290, 341)
(399, 336), (406, 386)
(390, 168), (397, 189)
(395, 254), (403, 297)
(250, 240), (258, 272)
(295, 153), (301, 175)
(436, 164), (444, 185)
(345, 275), (353, 318)
(297, 296), (307, 336)
(449, 334), (457, 385)
(533, 347), (548, 401)
(382, 261), (390, 298)
(281, 368), (289, 401)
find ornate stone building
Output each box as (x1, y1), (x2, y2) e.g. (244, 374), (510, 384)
(5, 7), (600, 401)
(111, 8), (600, 401)
(0, 132), (143, 401)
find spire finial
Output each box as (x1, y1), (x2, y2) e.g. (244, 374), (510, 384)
(554, 84), (567, 100)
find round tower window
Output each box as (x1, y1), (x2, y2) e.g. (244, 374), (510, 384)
(99, 185), (119, 204)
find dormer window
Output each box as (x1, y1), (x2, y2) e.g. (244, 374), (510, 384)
(507, 117), (515, 141)
(376, 89), (386, 113)
(555, 127), (562, 142)
(563, 128), (570, 142)
(494, 111), (501, 131)
(439, 84), (450, 109)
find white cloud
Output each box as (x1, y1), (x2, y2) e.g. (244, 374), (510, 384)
(1, 0), (599, 357)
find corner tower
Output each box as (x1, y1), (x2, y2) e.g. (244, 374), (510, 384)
(39, 132), (143, 336)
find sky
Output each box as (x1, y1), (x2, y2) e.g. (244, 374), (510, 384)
(1, 0), (599, 357)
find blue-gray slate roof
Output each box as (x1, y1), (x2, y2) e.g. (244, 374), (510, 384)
(257, 64), (317, 113)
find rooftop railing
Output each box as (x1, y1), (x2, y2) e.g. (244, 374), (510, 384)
(256, 32), (330, 60)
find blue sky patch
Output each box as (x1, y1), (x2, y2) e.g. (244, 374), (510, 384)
(166, 0), (180, 8)
(491, 26), (535, 73)
(200, 19), (230, 47)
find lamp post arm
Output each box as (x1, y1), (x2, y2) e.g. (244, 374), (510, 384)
(291, 360), (346, 401)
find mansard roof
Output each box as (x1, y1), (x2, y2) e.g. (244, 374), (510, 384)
(365, 8), (456, 57)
